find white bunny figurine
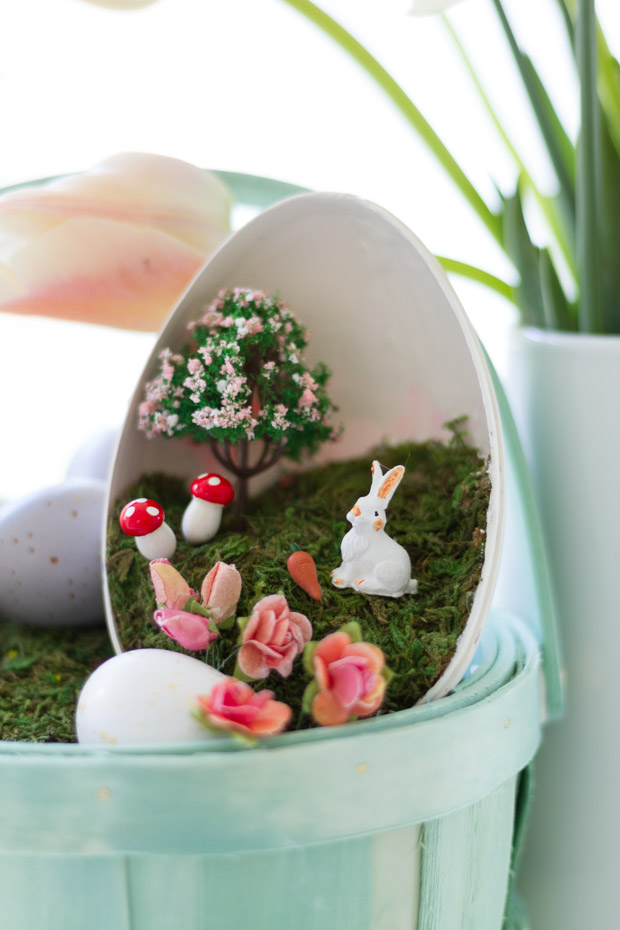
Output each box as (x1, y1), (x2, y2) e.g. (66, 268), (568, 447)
(331, 460), (418, 598)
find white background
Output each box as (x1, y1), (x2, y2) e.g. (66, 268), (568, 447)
(0, 0), (618, 500)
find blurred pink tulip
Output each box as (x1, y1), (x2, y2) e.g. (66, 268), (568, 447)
(409, 0), (463, 13)
(78, 0), (160, 8)
(0, 152), (231, 331)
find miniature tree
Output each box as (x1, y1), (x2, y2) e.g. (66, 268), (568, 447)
(138, 287), (340, 521)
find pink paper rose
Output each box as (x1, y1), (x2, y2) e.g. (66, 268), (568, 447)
(238, 594), (312, 679)
(197, 677), (291, 738)
(307, 629), (388, 727)
(154, 607), (218, 652)
(200, 561), (242, 624)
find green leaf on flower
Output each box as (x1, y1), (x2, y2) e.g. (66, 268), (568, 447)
(301, 679), (319, 715)
(216, 613), (236, 631)
(230, 731), (259, 749)
(233, 661), (254, 684)
(183, 598), (211, 619)
(303, 641), (318, 677)
(237, 615), (250, 635)
(339, 620), (362, 642)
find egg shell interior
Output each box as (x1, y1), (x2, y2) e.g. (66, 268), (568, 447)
(105, 192), (505, 701)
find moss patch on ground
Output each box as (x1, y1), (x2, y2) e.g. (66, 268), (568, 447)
(0, 625), (113, 742)
(108, 424), (490, 729)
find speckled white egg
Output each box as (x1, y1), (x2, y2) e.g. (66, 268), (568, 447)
(76, 649), (225, 745)
(0, 478), (105, 627)
(66, 427), (120, 482)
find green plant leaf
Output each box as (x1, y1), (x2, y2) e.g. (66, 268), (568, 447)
(539, 250), (576, 330)
(500, 187), (545, 326)
(281, 0), (503, 246)
(437, 257), (515, 302)
(596, 115), (620, 332)
(597, 36), (620, 159)
(576, 0), (602, 331)
(492, 0), (576, 225)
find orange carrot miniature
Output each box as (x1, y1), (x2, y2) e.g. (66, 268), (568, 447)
(287, 550), (322, 601)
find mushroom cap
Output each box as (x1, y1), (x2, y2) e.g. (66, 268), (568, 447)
(190, 473), (234, 506)
(119, 498), (165, 537)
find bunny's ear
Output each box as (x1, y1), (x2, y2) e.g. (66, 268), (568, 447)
(370, 460), (384, 493)
(377, 465), (405, 503)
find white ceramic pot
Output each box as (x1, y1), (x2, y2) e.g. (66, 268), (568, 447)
(506, 327), (620, 930)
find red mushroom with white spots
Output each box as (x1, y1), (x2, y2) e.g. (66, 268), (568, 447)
(119, 498), (177, 560)
(182, 473), (235, 544)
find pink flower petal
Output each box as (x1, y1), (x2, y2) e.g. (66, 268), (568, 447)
(154, 608), (218, 651)
(312, 689), (350, 727)
(314, 631), (351, 667)
(331, 663), (363, 709)
(238, 643), (270, 680)
(0, 153), (231, 332)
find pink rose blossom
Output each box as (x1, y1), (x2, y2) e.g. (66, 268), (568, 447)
(238, 594), (312, 679)
(310, 631), (387, 726)
(154, 608), (218, 652)
(149, 559), (195, 609)
(200, 562), (242, 624)
(197, 677), (291, 737)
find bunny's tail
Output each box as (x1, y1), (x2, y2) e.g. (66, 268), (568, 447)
(407, 579), (418, 595)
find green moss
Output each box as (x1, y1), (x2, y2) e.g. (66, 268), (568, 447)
(0, 625), (113, 742)
(0, 425), (490, 743)
(108, 425), (490, 728)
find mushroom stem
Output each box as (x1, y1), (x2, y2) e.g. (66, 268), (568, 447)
(181, 498), (223, 545)
(135, 522), (177, 560)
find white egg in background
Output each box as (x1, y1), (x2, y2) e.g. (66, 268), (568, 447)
(0, 478), (105, 627)
(66, 427), (120, 482)
(76, 649), (225, 745)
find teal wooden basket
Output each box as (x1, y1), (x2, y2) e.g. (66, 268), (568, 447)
(0, 174), (562, 930)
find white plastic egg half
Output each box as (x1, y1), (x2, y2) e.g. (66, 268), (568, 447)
(76, 649), (225, 745)
(105, 192), (505, 702)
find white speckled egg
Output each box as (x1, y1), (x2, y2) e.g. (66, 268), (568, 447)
(0, 478), (105, 627)
(76, 649), (225, 745)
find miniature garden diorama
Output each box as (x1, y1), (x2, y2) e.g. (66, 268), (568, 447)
(90, 286), (492, 745)
(0, 287), (491, 744)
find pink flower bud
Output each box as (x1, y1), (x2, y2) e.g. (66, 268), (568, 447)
(238, 593), (312, 680)
(154, 608), (218, 652)
(197, 677), (291, 738)
(149, 558), (194, 610)
(200, 561), (242, 624)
